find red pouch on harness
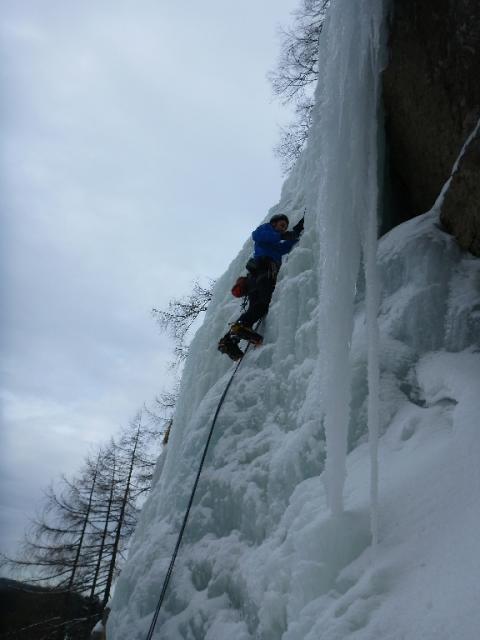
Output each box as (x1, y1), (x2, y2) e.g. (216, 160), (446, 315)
(231, 276), (248, 298)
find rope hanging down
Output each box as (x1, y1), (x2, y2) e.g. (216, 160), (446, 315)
(144, 329), (260, 640)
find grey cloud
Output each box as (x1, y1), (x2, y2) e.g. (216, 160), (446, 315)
(0, 0), (298, 557)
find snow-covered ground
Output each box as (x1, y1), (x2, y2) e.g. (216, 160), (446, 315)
(107, 1), (480, 638)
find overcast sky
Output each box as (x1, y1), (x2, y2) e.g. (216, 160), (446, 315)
(0, 1), (298, 559)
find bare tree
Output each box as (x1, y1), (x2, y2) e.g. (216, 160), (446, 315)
(3, 412), (161, 634)
(1, 454), (106, 639)
(7, 456), (103, 594)
(274, 98), (315, 174)
(101, 411), (161, 606)
(144, 384), (179, 449)
(152, 279), (214, 367)
(151, 280), (214, 447)
(88, 446), (117, 601)
(269, 0), (330, 171)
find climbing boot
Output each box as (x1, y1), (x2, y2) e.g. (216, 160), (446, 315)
(229, 322), (263, 345)
(218, 333), (244, 361)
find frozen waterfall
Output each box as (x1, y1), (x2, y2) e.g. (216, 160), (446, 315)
(107, 0), (480, 638)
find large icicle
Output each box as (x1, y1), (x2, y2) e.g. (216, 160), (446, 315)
(310, 0), (386, 516)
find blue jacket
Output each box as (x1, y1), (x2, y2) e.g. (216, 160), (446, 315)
(252, 223), (298, 265)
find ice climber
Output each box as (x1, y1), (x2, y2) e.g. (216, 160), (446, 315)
(218, 213), (304, 360)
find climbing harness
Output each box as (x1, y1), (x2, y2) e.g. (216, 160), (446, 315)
(144, 323), (261, 640)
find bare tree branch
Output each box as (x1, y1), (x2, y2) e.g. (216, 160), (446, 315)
(152, 279), (214, 366)
(269, 0), (330, 169)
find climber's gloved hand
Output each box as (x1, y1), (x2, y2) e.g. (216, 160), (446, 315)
(293, 216), (304, 235)
(280, 230), (298, 241)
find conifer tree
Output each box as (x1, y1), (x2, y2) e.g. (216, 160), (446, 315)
(4, 411), (161, 633)
(101, 411), (161, 606)
(11, 454), (103, 593)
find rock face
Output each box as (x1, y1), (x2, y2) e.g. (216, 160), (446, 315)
(383, 0), (480, 249)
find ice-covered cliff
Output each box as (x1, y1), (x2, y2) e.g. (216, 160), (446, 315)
(107, 1), (480, 638)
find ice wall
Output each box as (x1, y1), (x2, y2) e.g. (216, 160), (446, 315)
(107, 0), (480, 638)
(107, 1), (386, 637)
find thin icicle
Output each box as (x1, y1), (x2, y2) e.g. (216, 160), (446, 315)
(364, 207), (381, 551)
(363, 4), (386, 553)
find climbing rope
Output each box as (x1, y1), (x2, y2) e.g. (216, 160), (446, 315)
(144, 326), (260, 640)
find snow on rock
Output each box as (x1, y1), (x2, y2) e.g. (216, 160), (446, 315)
(107, 0), (480, 638)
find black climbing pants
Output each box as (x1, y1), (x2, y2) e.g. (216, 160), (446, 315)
(237, 258), (278, 327)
